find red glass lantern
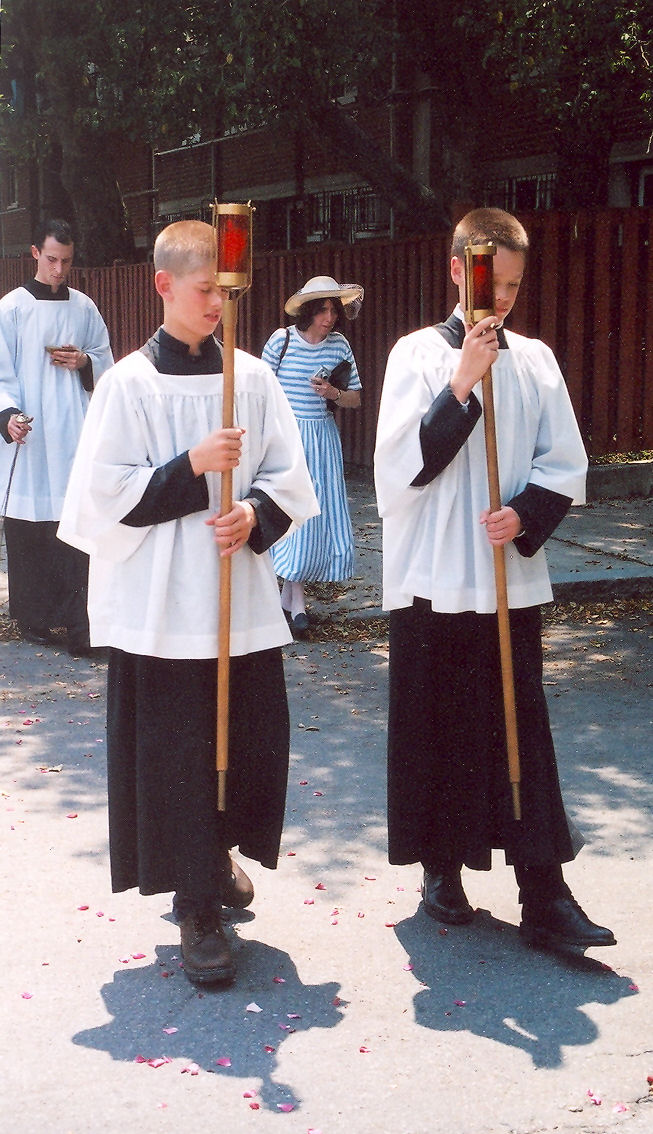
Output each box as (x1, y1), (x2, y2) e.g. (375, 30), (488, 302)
(212, 202), (253, 292)
(464, 241), (496, 324)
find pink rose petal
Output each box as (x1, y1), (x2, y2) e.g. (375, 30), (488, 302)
(403, 963), (414, 971)
(613, 1103), (628, 1113)
(287, 1013), (301, 1019)
(263, 1045), (275, 1053)
(273, 976), (286, 984)
(66, 813), (78, 819)
(629, 983), (639, 992)
(313, 791), (323, 796)
(454, 1000), (466, 1007)
(315, 882), (326, 890)
(587, 1089), (602, 1106)
(359, 1044), (371, 1053)
(181, 1062), (200, 1075)
(249, 1103), (260, 1110)
(77, 904), (89, 911)
(246, 1002), (262, 1013)
(131, 952), (146, 960)
(215, 1057), (231, 1067)
(286, 851), (296, 857)
(277, 1103), (294, 1112)
(364, 875), (376, 881)
(299, 780), (308, 785)
(304, 898), (315, 905)
(385, 921), (397, 928)
(163, 1027), (178, 1035)
(21, 992), (33, 999)
(243, 1090), (257, 1098)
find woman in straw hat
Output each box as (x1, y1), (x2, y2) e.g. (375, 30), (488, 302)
(262, 275), (363, 635)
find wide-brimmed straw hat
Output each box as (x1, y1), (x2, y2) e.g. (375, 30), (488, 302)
(284, 275), (364, 319)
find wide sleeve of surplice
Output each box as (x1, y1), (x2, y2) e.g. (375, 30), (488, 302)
(79, 298), (114, 383)
(242, 351), (319, 535)
(58, 353), (161, 561)
(512, 335), (588, 505)
(0, 300), (21, 412)
(374, 329), (457, 517)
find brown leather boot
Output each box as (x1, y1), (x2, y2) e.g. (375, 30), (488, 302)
(180, 908), (236, 985)
(218, 853), (255, 909)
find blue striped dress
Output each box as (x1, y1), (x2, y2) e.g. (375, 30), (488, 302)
(262, 325), (361, 582)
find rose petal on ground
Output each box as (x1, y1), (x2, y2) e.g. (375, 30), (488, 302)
(215, 1057), (231, 1067)
(131, 953), (146, 960)
(359, 1045), (371, 1053)
(277, 1103), (294, 1112)
(263, 1045), (275, 1053)
(315, 882), (326, 890)
(613, 1103), (628, 1113)
(304, 899), (315, 905)
(119, 956), (130, 964)
(299, 780), (308, 786)
(364, 875), (376, 881)
(357, 912), (364, 918)
(66, 813), (78, 819)
(181, 1062), (200, 1075)
(287, 1013), (301, 1019)
(278, 1024), (292, 1031)
(629, 983), (639, 992)
(313, 791), (323, 796)
(163, 1027), (178, 1035)
(587, 1089), (602, 1105)
(246, 1002), (263, 1013)
(403, 963), (414, 971)
(286, 851), (296, 856)
(454, 1000), (466, 1007)
(385, 921), (397, 928)
(332, 996), (342, 1007)
(249, 1102), (260, 1110)
(77, 905), (89, 911)
(273, 976), (286, 984)
(243, 1090), (257, 1098)
(21, 992), (33, 999)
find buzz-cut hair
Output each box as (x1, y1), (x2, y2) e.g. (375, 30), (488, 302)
(451, 208), (529, 259)
(153, 220), (217, 275)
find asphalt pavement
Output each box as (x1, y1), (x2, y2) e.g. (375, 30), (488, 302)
(2, 466), (652, 1134)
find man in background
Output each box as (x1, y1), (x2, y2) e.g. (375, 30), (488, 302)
(0, 218), (113, 653)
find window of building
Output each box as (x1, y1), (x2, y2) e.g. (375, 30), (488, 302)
(2, 165), (19, 210)
(638, 167), (653, 207)
(483, 172), (556, 212)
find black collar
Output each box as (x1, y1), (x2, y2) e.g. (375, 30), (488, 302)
(141, 327), (223, 375)
(23, 278), (70, 301)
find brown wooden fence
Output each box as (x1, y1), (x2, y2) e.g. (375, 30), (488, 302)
(2, 207), (652, 463)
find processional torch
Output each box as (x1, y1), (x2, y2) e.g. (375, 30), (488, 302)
(464, 241), (522, 821)
(212, 201), (254, 811)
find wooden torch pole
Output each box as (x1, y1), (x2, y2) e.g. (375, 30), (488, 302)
(213, 202), (254, 811)
(465, 242), (522, 821)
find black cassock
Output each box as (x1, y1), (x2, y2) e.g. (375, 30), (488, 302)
(106, 330), (292, 898)
(387, 313), (581, 872)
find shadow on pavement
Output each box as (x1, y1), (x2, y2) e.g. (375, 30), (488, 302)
(394, 907), (638, 1070)
(72, 936), (344, 1113)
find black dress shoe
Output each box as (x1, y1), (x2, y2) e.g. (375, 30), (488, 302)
(422, 869), (475, 925)
(290, 611), (309, 636)
(520, 896), (616, 949)
(180, 908), (236, 985)
(20, 626), (55, 646)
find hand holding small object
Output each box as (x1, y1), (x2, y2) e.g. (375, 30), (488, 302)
(8, 412), (34, 443)
(46, 344), (88, 371)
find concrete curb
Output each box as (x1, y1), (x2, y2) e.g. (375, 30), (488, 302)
(586, 459), (653, 500)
